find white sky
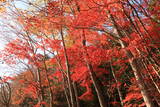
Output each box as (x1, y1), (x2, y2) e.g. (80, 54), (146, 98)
(0, 0), (29, 77)
(0, 0), (46, 77)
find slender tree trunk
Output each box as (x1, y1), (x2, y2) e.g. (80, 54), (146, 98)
(110, 62), (124, 107)
(81, 30), (106, 107)
(63, 76), (71, 107)
(148, 57), (160, 79)
(48, 43), (72, 107)
(60, 27), (76, 107)
(56, 56), (71, 107)
(142, 59), (160, 106)
(37, 69), (45, 107)
(108, 12), (155, 107)
(73, 82), (80, 107)
(43, 61), (54, 107)
(129, 58), (154, 107)
(88, 64), (106, 107)
(143, 59), (160, 94)
(42, 47), (54, 107)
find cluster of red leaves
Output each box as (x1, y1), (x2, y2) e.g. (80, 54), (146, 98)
(1, 0), (160, 106)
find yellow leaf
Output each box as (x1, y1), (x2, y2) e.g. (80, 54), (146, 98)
(0, 7), (6, 13)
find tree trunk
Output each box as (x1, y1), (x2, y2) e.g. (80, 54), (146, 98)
(110, 62), (124, 107)
(73, 82), (80, 107)
(43, 60), (54, 107)
(60, 27), (76, 107)
(49, 44), (72, 107)
(37, 69), (45, 107)
(109, 12), (155, 107)
(82, 30), (106, 107)
(129, 58), (154, 107)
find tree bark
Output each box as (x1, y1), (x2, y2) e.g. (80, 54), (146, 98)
(60, 27), (76, 107)
(73, 82), (80, 107)
(82, 30), (106, 107)
(110, 62), (124, 107)
(37, 69), (45, 107)
(43, 59), (54, 107)
(109, 12), (155, 107)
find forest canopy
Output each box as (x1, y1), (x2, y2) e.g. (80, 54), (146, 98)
(0, 0), (159, 107)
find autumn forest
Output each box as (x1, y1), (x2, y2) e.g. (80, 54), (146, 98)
(0, 0), (159, 107)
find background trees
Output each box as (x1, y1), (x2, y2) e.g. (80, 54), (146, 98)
(0, 0), (159, 107)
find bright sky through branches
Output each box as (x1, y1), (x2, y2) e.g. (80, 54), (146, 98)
(0, 0), (48, 77)
(0, 0), (29, 77)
